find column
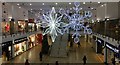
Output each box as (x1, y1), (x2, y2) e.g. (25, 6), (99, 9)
(26, 37), (29, 50)
(11, 40), (15, 58)
(104, 20), (107, 64)
(0, 1), (2, 65)
(10, 19), (15, 34)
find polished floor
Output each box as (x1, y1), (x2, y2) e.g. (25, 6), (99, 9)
(5, 37), (104, 64)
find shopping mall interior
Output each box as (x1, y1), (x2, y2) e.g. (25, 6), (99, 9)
(0, 0), (120, 65)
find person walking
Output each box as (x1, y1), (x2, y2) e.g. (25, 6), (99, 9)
(77, 42), (80, 47)
(83, 55), (87, 65)
(55, 61), (59, 65)
(39, 52), (43, 61)
(111, 57), (116, 65)
(25, 59), (30, 65)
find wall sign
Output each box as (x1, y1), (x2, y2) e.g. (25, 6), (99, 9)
(2, 41), (12, 47)
(106, 42), (119, 53)
(14, 37), (28, 44)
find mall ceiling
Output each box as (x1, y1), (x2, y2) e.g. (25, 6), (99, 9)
(10, 2), (105, 12)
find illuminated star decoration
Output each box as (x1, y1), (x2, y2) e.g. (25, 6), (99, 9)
(41, 7), (63, 42)
(59, 2), (92, 43)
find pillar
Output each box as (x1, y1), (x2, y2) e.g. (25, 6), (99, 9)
(10, 19), (15, 34)
(11, 40), (15, 58)
(0, 1), (2, 65)
(26, 37), (29, 50)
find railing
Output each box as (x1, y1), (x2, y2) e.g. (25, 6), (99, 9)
(92, 32), (120, 47)
(2, 29), (41, 43)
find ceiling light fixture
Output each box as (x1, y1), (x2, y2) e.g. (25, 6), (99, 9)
(40, 9), (42, 10)
(69, 3), (71, 5)
(91, 8), (94, 10)
(70, 8), (72, 10)
(30, 3), (32, 5)
(101, 5), (104, 7)
(31, 9), (33, 10)
(55, 3), (58, 5)
(98, 2), (101, 4)
(19, 7), (21, 8)
(83, 2), (85, 4)
(17, 4), (20, 6)
(42, 3), (44, 5)
(80, 8), (83, 9)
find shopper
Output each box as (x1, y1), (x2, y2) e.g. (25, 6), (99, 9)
(55, 61), (59, 65)
(39, 52), (43, 61)
(82, 55), (87, 65)
(6, 51), (10, 61)
(25, 59), (30, 65)
(111, 57), (116, 65)
(77, 42), (80, 47)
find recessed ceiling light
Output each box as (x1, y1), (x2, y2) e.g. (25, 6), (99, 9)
(31, 9), (33, 10)
(98, 2), (101, 4)
(30, 3), (32, 5)
(42, 3), (44, 5)
(55, 3), (58, 5)
(83, 2), (85, 4)
(69, 3), (71, 5)
(17, 4), (20, 6)
(40, 9), (42, 10)
(19, 7), (21, 8)
(101, 5), (104, 7)
(70, 8), (72, 10)
(91, 8), (94, 10)
(80, 8), (83, 9)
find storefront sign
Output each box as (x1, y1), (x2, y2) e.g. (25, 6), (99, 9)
(14, 37), (28, 44)
(2, 41), (12, 46)
(106, 43), (119, 53)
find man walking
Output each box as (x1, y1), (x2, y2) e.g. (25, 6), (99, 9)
(39, 52), (43, 61)
(83, 55), (87, 65)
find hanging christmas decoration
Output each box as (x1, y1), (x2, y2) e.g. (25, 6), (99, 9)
(59, 2), (92, 43)
(41, 7), (64, 42)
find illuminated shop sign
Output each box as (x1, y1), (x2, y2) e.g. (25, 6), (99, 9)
(2, 41), (12, 46)
(106, 43), (119, 53)
(97, 39), (101, 43)
(14, 37), (28, 44)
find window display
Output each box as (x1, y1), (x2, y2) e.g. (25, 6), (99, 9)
(18, 20), (25, 32)
(28, 23), (35, 32)
(1, 22), (10, 35)
(28, 35), (37, 49)
(14, 41), (27, 56)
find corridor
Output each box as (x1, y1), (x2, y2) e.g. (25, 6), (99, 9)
(3, 37), (105, 64)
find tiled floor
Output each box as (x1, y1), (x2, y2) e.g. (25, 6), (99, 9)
(5, 37), (104, 64)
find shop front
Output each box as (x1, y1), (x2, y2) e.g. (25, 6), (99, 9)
(13, 37), (28, 57)
(106, 42), (120, 63)
(28, 34), (37, 49)
(28, 23), (35, 32)
(2, 41), (12, 61)
(1, 22), (10, 35)
(18, 20), (26, 33)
